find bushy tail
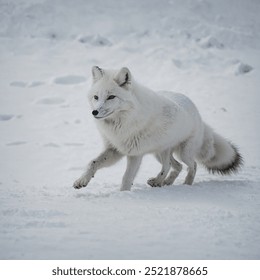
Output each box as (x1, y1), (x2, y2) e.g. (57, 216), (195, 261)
(198, 124), (243, 175)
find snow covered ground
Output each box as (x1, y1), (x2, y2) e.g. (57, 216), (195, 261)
(0, 0), (260, 259)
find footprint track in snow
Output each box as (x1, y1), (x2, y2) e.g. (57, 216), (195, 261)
(0, 114), (15, 121)
(53, 75), (86, 85)
(36, 97), (65, 105)
(10, 75), (86, 88)
(78, 34), (112, 46)
(43, 143), (84, 148)
(10, 81), (45, 88)
(6, 141), (27, 146)
(0, 114), (22, 121)
(10, 81), (27, 87)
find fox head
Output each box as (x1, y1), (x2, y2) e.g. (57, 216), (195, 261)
(88, 66), (134, 120)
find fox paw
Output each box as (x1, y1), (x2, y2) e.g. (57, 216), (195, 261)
(163, 177), (175, 186)
(73, 176), (91, 189)
(162, 178), (172, 186)
(147, 177), (162, 188)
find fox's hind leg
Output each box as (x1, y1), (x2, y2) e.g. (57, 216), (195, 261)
(73, 147), (123, 189)
(163, 155), (182, 185)
(184, 161), (197, 185)
(179, 139), (198, 185)
(147, 149), (171, 187)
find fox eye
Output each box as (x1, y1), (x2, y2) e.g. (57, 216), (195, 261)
(94, 95), (99, 100)
(107, 95), (116, 100)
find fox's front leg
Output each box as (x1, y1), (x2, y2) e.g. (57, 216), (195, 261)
(73, 148), (123, 189)
(120, 156), (142, 191)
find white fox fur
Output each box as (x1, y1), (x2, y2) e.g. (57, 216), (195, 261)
(73, 66), (243, 191)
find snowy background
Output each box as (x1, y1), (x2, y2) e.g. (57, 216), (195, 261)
(0, 0), (260, 259)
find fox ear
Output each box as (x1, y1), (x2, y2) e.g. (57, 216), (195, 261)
(114, 67), (131, 88)
(92, 66), (104, 83)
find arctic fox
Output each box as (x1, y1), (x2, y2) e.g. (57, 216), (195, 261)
(73, 66), (243, 191)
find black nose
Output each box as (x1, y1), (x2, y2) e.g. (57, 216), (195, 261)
(92, 110), (98, 116)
